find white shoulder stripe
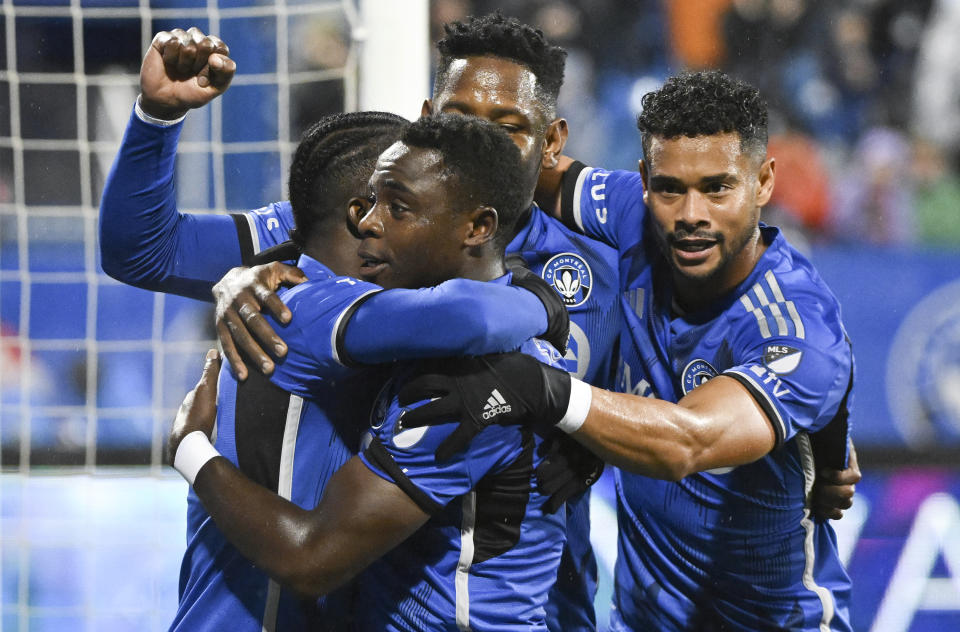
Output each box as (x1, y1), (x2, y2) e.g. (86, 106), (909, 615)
(740, 272), (806, 339)
(764, 270), (786, 302)
(797, 434), (837, 631)
(571, 167), (591, 232)
(456, 491), (477, 631)
(740, 294), (772, 339)
(785, 300), (805, 339)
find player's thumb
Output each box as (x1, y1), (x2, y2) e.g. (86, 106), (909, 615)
(193, 349), (222, 409)
(198, 53), (236, 92)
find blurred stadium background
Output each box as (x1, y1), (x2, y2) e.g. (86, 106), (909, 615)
(2, 0), (960, 630)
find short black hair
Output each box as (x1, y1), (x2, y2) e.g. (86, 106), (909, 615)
(636, 70), (768, 162)
(288, 111), (408, 245)
(435, 12), (566, 121)
(401, 113), (527, 248)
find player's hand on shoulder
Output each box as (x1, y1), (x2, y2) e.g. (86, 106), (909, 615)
(396, 352), (573, 461)
(166, 349), (221, 465)
(140, 26), (236, 120)
(811, 440), (861, 520)
(213, 262), (307, 381)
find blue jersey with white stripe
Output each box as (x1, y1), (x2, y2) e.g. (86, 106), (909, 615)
(566, 166), (854, 631)
(356, 336), (568, 631)
(173, 257), (381, 632)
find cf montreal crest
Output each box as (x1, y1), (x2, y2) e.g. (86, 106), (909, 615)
(681, 359), (718, 395)
(542, 253), (592, 307)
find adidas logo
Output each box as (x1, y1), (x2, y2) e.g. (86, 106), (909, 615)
(482, 389), (512, 420)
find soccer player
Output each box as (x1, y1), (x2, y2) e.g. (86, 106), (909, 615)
(169, 113), (570, 631)
(399, 71), (856, 631)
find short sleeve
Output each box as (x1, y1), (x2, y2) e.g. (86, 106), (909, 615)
(267, 276), (381, 398)
(230, 201), (297, 264)
(561, 166), (647, 255)
(723, 334), (852, 448)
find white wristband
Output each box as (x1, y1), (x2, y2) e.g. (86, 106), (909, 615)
(556, 378), (592, 434)
(135, 94), (187, 127)
(173, 431), (221, 485)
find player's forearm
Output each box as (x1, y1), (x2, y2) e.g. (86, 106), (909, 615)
(570, 377), (775, 480)
(344, 279), (548, 364)
(570, 386), (712, 480)
(192, 458), (362, 598)
(99, 108), (244, 300)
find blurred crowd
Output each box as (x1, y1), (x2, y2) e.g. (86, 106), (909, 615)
(430, 0), (960, 250)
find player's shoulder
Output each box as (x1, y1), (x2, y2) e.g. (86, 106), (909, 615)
(573, 165), (644, 195)
(280, 258), (379, 309)
(729, 228), (847, 349)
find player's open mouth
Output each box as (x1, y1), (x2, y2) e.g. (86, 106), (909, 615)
(358, 251), (388, 278)
(672, 239), (716, 264)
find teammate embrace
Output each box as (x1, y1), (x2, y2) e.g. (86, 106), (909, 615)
(101, 13), (859, 632)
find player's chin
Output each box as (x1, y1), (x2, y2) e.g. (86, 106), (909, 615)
(359, 262), (389, 285)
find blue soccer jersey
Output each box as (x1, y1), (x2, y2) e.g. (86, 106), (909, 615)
(355, 336), (568, 631)
(564, 165), (854, 631)
(100, 106), (623, 630)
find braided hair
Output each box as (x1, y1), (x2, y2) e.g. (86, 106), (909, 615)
(287, 111), (408, 247)
(435, 12), (566, 122)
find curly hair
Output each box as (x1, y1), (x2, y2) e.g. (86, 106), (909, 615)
(435, 12), (566, 119)
(288, 111), (408, 247)
(636, 71), (768, 162)
(401, 113), (527, 247)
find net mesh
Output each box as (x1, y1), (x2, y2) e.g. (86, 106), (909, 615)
(1, 0), (361, 473)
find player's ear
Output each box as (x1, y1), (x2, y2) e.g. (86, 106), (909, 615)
(756, 157), (775, 207)
(639, 159), (650, 206)
(541, 118), (568, 169)
(346, 197), (368, 238)
(464, 206), (498, 248)
(421, 99), (433, 117)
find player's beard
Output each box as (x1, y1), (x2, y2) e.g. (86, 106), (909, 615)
(660, 220), (758, 295)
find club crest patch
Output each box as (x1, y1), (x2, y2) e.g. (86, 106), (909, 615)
(681, 359), (718, 395)
(763, 344), (803, 374)
(542, 253), (592, 307)
(369, 380), (393, 430)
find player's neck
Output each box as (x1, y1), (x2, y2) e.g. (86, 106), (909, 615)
(455, 254), (507, 283)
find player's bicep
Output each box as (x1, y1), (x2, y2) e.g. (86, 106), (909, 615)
(304, 457), (429, 589)
(678, 375), (777, 467)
